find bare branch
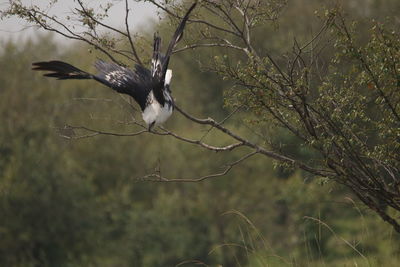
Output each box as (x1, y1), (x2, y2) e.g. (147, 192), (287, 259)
(124, 0), (143, 65)
(174, 104), (335, 177)
(147, 0), (241, 36)
(59, 125), (148, 139)
(76, 0), (127, 37)
(59, 124), (244, 153)
(26, 8), (121, 63)
(173, 43), (246, 54)
(157, 126), (244, 152)
(140, 151), (259, 182)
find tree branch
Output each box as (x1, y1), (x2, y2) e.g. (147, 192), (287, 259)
(124, 0), (143, 65)
(139, 151), (259, 182)
(174, 104), (335, 177)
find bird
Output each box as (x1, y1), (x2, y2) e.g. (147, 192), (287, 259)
(32, 2), (197, 130)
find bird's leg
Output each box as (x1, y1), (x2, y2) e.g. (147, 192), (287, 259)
(148, 121), (155, 132)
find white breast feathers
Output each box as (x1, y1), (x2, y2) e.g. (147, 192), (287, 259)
(142, 91), (173, 126)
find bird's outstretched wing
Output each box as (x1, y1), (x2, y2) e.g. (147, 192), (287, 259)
(32, 61), (93, 80)
(32, 60), (154, 110)
(151, 2), (197, 82)
(94, 60), (154, 110)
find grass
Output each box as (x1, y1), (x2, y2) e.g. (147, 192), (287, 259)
(192, 207), (400, 267)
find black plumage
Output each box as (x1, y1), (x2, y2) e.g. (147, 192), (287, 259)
(32, 2), (197, 128)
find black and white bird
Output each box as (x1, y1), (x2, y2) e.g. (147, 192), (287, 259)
(32, 2), (197, 130)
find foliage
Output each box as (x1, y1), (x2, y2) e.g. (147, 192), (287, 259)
(216, 5), (400, 232)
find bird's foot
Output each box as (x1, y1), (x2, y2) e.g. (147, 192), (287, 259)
(148, 121), (155, 132)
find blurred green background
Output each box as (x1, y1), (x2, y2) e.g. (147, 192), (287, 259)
(1, 0), (399, 266)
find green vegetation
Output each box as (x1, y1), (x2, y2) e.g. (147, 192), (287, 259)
(1, 0), (400, 266)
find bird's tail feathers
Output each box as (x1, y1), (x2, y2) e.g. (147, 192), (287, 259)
(32, 61), (92, 80)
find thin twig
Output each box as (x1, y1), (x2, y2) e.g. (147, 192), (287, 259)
(140, 151), (258, 182)
(124, 0), (143, 65)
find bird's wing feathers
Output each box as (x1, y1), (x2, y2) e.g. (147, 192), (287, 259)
(151, 2), (197, 82)
(162, 2), (197, 74)
(32, 60), (154, 111)
(32, 61), (92, 80)
(94, 60), (154, 110)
